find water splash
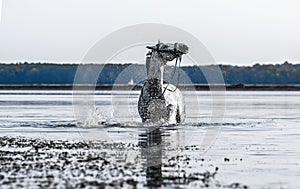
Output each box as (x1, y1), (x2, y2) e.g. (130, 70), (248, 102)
(77, 105), (109, 127)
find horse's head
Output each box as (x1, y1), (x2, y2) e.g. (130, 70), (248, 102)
(146, 41), (189, 63)
(145, 41), (189, 83)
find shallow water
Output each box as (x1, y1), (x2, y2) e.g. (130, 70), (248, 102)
(0, 90), (299, 188)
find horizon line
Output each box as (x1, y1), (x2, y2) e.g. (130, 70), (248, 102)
(0, 61), (298, 67)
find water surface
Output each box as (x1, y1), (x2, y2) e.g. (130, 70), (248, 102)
(0, 90), (299, 188)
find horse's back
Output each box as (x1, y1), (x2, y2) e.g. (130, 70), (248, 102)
(162, 84), (185, 124)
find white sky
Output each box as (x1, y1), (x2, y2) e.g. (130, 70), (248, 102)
(0, 0), (300, 65)
(0, 1), (2, 23)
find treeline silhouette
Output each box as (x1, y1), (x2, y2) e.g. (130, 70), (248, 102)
(0, 62), (299, 84)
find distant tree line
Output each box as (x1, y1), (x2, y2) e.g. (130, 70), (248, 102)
(0, 62), (299, 84)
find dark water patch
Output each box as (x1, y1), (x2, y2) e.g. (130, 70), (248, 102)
(0, 92), (73, 95)
(224, 182), (249, 189)
(62, 120), (260, 130)
(189, 122), (260, 127)
(247, 153), (275, 156)
(0, 121), (77, 128)
(0, 101), (72, 106)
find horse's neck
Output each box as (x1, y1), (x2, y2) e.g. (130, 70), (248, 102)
(146, 53), (165, 87)
(143, 53), (166, 99)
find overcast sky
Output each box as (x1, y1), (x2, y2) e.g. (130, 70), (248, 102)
(0, 0), (300, 65)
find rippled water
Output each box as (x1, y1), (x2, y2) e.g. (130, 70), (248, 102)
(0, 90), (299, 188)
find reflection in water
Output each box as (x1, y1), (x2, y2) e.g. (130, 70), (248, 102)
(139, 128), (163, 187)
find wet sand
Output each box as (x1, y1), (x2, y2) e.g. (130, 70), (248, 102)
(0, 134), (248, 189)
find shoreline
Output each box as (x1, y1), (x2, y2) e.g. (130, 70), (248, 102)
(0, 84), (300, 91)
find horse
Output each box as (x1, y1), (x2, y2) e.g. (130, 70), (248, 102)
(138, 41), (189, 125)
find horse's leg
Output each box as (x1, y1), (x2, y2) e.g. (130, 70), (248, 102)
(176, 106), (181, 123)
(138, 86), (149, 122)
(176, 90), (185, 123)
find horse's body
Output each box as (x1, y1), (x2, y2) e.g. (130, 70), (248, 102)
(138, 42), (188, 125)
